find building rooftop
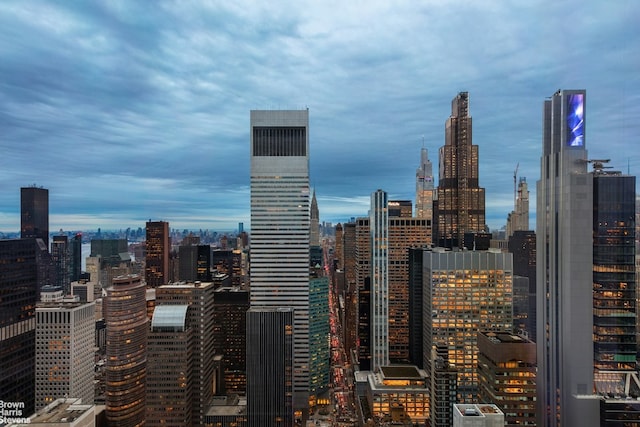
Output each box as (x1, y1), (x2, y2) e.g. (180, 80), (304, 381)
(380, 365), (422, 379)
(28, 398), (94, 424)
(483, 331), (531, 344)
(151, 304), (189, 331)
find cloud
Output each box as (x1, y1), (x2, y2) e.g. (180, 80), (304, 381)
(0, 0), (638, 233)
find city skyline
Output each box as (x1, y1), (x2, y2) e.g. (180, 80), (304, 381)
(1, 1), (638, 232)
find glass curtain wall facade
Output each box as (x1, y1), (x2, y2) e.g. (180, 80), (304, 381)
(370, 189), (389, 371)
(592, 174), (636, 371)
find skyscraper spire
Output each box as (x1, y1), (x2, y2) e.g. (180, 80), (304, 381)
(310, 189), (320, 246)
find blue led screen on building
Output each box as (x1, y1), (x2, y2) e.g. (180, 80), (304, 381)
(566, 93), (584, 147)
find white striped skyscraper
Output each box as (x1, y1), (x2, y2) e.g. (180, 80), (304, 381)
(250, 109), (310, 409)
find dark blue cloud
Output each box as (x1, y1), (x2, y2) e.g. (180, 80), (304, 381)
(0, 1), (638, 231)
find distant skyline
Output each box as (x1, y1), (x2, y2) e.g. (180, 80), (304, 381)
(1, 1), (638, 232)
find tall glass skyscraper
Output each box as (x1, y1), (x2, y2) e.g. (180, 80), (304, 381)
(21, 186), (49, 248)
(415, 147), (434, 224)
(250, 109), (310, 409)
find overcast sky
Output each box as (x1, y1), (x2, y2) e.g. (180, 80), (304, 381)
(1, 1), (638, 233)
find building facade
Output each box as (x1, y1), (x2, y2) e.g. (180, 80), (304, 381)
(435, 92), (486, 248)
(309, 274), (330, 401)
(21, 186), (49, 248)
(415, 147), (435, 222)
(370, 189), (389, 371)
(105, 275), (148, 427)
(51, 235), (70, 295)
(536, 89), (600, 426)
(250, 109), (310, 409)
(423, 249), (513, 402)
(146, 221), (170, 287)
(35, 301), (95, 409)
(246, 307), (294, 427)
(0, 238), (39, 416)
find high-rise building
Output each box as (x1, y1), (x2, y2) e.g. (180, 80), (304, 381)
(536, 89), (598, 426)
(51, 235), (70, 295)
(105, 274), (148, 427)
(146, 221), (170, 288)
(592, 172), (636, 371)
(146, 304), (194, 427)
(89, 239), (132, 288)
(35, 300), (95, 409)
(387, 200), (413, 218)
(477, 332), (536, 426)
(21, 186), (49, 248)
(416, 147), (435, 222)
(309, 273), (330, 401)
(430, 343), (458, 427)
(370, 190), (389, 371)
(423, 249), (513, 402)
(453, 404), (504, 427)
(212, 286), (249, 395)
(355, 217), (371, 370)
(506, 178), (530, 238)
(310, 190), (320, 247)
(156, 281), (216, 426)
(0, 238), (39, 416)
(179, 244), (212, 282)
(250, 109), (310, 409)
(341, 221), (358, 359)
(435, 92), (486, 248)
(508, 230), (536, 340)
(408, 248), (428, 368)
(69, 233), (82, 282)
(246, 307), (294, 426)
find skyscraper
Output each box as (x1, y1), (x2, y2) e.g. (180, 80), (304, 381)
(21, 186), (49, 248)
(436, 92), (486, 248)
(250, 109), (310, 409)
(536, 89), (598, 426)
(35, 300), (95, 409)
(0, 238), (39, 416)
(423, 249), (513, 402)
(51, 235), (70, 295)
(105, 275), (148, 427)
(246, 307), (294, 427)
(309, 273), (330, 401)
(415, 147), (434, 222)
(310, 189), (320, 247)
(145, 221), (170, 287)
(156, 281), (216, 426)
(69, 233), (82, 282)
(370, 189), (389, 371)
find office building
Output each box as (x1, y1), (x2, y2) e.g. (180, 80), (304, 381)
(370, 189), (389, 371)
(246, 307), (294, 427)
(387, 200), (413, 218)
(453, 404), (504, 427)
(506, 178), (530, 238)
(213, 286), (249, 395)
(179, 244), (212, 282)
(341, 221), (358, 359)
(435, 92), (486, 248)
(204, 395), (248, 426)
(105, 275), (148, 427)
(21, 186), (49, 248)
(362, 365), (430, 425)
(423, 249), (513, 402)
(250, 109), (310, 409)
(89, 239), (131, 289)
(51, 235), (70, 295)
(145, 221), (170, 287)
(309, 273), (330, 401)
(592, 172), (636, 371)
(0, 238), (39, 416)
(35, 301), (95, 410)
(408, 248), (427, 368)
(536, 89), (598, 426)
(156, 281), (216, 426)
(388, 214), (430, 363)
(147, 304), (194, 426)
(508, 230), (536, 340)
(477, 332), (536, 426)
(355, 217), (371, 370)
(310, 190), (320, 246)
(8, 398), (95, 427)
(69, 233), (82, 282)
(430, 343), (458, 427)
(415, 147), (435, 221)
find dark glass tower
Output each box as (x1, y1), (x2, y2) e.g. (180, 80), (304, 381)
(21, 186), (49, 248)
(592, 173), (636, 371)
(145, 221), (170, 288)
(435, 92), (486, 248)
(51, 235), (70, 294)
(69, 233), (82, 282)
(246, 307), (294, 426)
(0, 239), (38, 416)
